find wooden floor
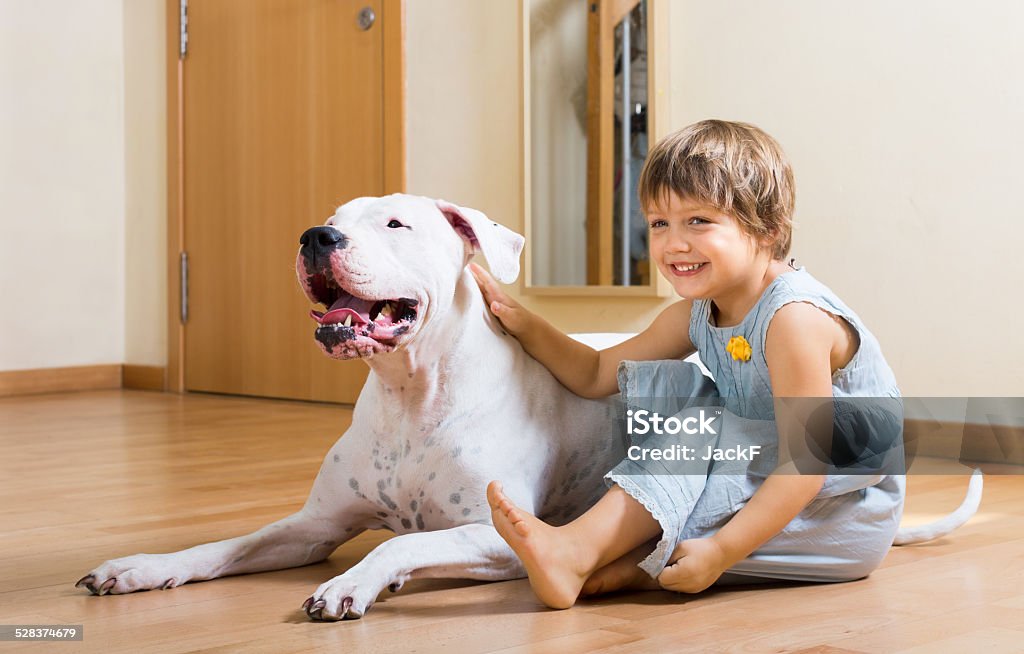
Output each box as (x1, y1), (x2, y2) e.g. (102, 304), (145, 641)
(1, 390), (1022, 653)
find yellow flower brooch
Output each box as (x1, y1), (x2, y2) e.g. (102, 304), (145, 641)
(726, 335), (752, 362)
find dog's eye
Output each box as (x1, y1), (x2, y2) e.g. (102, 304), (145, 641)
(387, 219), (405, 229)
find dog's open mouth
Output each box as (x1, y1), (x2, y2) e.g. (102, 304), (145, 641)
(306, 272), (419, 346)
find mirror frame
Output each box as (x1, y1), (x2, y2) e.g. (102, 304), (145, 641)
(519, 0), (673, 297)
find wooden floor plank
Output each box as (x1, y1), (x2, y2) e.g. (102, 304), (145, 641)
(0, 390), (1021, 653)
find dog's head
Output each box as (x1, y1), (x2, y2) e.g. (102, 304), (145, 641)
(296, 194), (524, 360)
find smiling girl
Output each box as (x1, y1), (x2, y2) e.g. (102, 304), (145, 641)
(471, 120), (904, 609)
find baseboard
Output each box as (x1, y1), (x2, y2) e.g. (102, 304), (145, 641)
(0, 365), (124, 397)
(905, 419), (1024, 466)
(0, 364), (167, 397)
(122, 365), (166, 391)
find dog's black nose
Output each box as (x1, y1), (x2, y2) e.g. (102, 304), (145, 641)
(300, 226), (348, 260)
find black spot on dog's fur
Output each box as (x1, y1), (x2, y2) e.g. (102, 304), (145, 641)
(378, 491), (398, 511)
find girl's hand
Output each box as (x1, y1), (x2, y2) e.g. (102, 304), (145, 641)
(469, 262), (532, 338)
(656, 538), (730, 594)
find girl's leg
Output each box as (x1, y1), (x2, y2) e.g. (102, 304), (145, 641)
(487, 481), (661, 608)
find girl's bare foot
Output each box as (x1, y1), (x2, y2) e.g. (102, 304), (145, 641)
(486, 481), (592, 609)
(581, 539), (662, 596)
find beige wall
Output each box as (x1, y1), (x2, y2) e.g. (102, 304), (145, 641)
(4, 1), (1021, 396)
(666, 0), (1023, 395)
(0, 0), (126, 370)
(123, 0), (166, 366)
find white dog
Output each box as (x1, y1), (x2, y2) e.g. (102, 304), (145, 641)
(77, 194), (624, 620)
(77, 194), (981, 620)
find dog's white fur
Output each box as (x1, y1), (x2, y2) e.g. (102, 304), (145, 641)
(892, 469), (983, 545)
(77, 194), (624, 620)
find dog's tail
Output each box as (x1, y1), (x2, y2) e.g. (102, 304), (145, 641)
(893, 469), (983, 545)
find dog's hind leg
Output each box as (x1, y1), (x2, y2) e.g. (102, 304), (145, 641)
(302, 524), (524, 620)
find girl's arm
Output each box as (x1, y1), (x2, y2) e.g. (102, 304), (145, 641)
(470, 263), (695, 398)
(658, 302), (837, 592)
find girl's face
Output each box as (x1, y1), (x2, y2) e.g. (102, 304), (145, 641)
(646, 193), (769, 304)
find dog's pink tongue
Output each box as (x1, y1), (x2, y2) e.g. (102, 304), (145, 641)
(311, 308), (362, 325)
(316, 295), (373, 325)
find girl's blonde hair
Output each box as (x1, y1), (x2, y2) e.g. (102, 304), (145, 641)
(638, 120), (795, 260)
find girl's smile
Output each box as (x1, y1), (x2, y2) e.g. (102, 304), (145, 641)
(667, 261), (709, 276)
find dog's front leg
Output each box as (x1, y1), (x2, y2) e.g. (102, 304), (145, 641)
(302, 524), (523, 621)
(76, 508), (357, 596)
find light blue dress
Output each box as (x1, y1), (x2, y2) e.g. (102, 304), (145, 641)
(606, 265), (906, 583)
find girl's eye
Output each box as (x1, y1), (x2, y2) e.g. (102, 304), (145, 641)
(689, 217), (709, 225)
(387, 219), (405, 229)
(648, 219), (668, 229)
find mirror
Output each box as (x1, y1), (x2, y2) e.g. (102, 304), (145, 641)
(523, 0), (667, 294)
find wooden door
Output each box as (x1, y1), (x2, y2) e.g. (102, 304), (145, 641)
(181, 0), (401, 403)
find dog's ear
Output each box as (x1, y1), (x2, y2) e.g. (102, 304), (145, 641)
(436, 199), (525, 283)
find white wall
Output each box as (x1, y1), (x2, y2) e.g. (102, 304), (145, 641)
(3, 0), (1022, 398)
(405, 0), (522, 231)
(123, 0), (166, 366)
(0, 0), (126, 370)
(666, 0), (1024, 396)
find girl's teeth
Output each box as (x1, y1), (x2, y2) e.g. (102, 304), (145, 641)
(675, 263), (704, 272)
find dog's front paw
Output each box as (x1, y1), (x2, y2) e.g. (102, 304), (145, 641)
(76, 554), (184, 595)
(301, 571), (386, 621)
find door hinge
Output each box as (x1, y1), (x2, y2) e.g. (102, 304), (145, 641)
(179, 0), (189, 58)
(180, 251), (189, 324)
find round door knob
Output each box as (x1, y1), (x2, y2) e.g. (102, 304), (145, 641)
(358, 7), (376, 31)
